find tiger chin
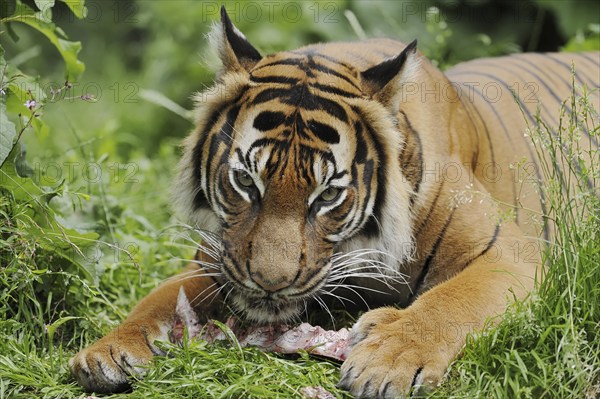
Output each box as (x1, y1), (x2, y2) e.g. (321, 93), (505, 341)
(69, 6), (598, 398)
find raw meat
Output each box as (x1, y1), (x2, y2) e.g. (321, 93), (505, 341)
(171, 288), (351, 361)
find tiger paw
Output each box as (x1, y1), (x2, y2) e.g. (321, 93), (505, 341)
(338, 307), (456, 398)
(69, 323), (163, 393)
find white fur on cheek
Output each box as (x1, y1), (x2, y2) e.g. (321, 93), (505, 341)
(337, 98), (416, 272)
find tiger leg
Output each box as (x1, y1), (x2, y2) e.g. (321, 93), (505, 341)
(69, 252), (222, 393)
(339, 231), (537, 398)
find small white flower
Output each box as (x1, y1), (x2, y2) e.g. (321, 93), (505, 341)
(24, 99), (37, 110)
(0, 88), (5, 95)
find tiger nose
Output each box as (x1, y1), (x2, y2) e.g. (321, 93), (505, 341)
(249, 271), (294, 293)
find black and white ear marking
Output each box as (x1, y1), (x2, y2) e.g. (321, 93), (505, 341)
(213, 6), (262, 72)
(360, 40), (419, 110)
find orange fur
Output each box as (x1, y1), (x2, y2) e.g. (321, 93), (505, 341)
(70, 9), (599, 396)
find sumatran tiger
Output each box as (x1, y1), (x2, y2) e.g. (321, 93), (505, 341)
(70, 7), (599, 397)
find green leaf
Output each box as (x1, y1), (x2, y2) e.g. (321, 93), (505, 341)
(3, 44), (49, 139)
(59, 0), (86, 19)
(45, 316), (79, 340)
(6, 78), (50, 140)
(0, 145), (44, 201)
(4, 2), (85, 81)
(0, 145), (100, 279)
(0, 0), (17, 19)
(0, 102), (17, 169)
(1, 43), (17, 168)
(34, 0), (55, 11)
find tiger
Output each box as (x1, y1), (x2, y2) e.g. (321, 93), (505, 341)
(69, 6), (599, 397)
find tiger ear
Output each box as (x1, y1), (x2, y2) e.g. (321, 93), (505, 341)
(211, 6), (262, 73)
(360, 40), (419, 110)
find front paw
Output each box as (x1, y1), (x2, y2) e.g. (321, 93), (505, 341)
(338, 307), (458, 398)
(69, 323), (163, 393)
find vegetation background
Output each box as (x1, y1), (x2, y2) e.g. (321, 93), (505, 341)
(1, 1), (598, 398)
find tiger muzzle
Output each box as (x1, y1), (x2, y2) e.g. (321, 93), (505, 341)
(248, 239), (302, 293)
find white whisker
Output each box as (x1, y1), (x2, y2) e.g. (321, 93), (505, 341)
(324, 282), (390, 296)
(222, 285), (236, 306)
(327, 284), (370, 309)
(189, 282), (219, 306)
(319, 289), (357, 306)
(172, 273), (224, 285)
(312, 294), (336, 328)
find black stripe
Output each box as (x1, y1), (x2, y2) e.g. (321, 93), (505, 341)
(245, 138), (281, 170)
(515, 56), (570, 88)
(254, 55), (363, 93)
(577, 52), (600, 66)
(354, 121), (368, 164)
(221, 244), (249, 284)
(357, 159), (377, 237)
(250, 75), (300, 85)
(297, 266), (323, 289)
(192, 104), (230, 210)
(311, 82), (361, 98)
(305, 57), (362, 92)
(570, 53), (600, 76)
(252, 58), (304, 71)
(468, 68), (594, 191)
(253, 110), (287, 132)
(251, 86), (349, 122)
(364, 118), (388, 217)
(453, 81), (518, 199)
(234, 148), (248, 170)
(399, 111), (424, 204)
(251, 87), (293, 105)
(458, 99), (481, 166)
(460, 89), (498, 165)
(206, 105), (241, 207)
(476, 57), (598, 148)
(543, 54), (596, 91)
(464, 224), (500, 269)
(287, 274), (326, 298)
(308, 120), (340, 144)
(449, 75), (551, 242)
(518, 55), (598, 148)
(307, 52), (341, 64)
(310, 52), (361, 72)
(411, 367), (424, 390)
(415, 180), (444, 236)
(353, 108), (388, 239)
(412, 208), (456, 295)
(448, 79), (514, 148)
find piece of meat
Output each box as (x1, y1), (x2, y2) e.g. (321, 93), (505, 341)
(299, 385), (337, 399)
(171, 288), (351, 361)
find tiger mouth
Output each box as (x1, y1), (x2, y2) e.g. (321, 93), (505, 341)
(219, 257), (331, 323)
(231, 292), (304, 323)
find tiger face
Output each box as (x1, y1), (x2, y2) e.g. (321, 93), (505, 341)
(175, 10), (417, 323)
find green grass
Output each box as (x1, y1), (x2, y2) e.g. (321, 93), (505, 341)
(430, 82), (600, 399)
(1, 3), (599, 398)
(2, 86), (598, 399)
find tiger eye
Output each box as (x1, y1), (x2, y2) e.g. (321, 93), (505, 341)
(235, 171), (255, 188)
(320, 187), (341, 202)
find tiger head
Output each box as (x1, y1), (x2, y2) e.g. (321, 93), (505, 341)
(175, 8), (418, 323)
